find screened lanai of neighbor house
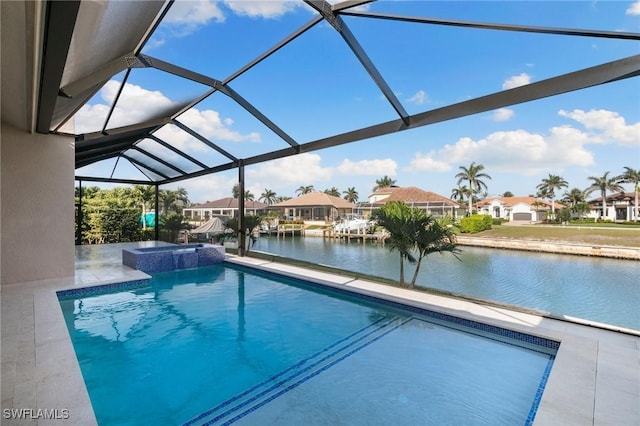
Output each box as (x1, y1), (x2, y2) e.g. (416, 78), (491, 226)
(2, 0), (639, 276)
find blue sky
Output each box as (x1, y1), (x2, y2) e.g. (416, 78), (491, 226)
(73, 0), (640, 204)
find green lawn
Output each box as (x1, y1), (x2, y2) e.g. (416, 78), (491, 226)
(473, 225), (640, 248)
(565, 221), (640, 228)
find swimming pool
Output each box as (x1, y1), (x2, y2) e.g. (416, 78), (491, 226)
(58, 264), (558, 425)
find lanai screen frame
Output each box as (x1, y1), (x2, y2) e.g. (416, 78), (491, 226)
(32, 0), (639, 254)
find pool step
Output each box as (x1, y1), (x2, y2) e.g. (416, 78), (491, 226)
(184, 316), (409, 426)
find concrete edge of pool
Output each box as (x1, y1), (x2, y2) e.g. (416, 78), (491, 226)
(1, 242), (638, 426)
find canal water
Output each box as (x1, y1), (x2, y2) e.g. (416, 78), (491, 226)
(252, 236), (640, 331)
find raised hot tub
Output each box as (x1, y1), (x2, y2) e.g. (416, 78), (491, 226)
(122, 243), (225, 274)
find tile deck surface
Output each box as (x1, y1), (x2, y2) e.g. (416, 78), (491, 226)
(1, 242), (638, 425)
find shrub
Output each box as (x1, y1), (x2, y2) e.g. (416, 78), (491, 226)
(460, 215), (492, 233)
(556, 208), (572, 224)
(570, 217), (596, 223)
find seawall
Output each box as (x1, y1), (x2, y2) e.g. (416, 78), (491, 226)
(456, 236), (640, 260)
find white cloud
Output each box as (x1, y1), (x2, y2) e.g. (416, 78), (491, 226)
(247, 153), (332, 184)
(558, 109), (640, 146)
(335, 158), (397, 176)
(155, 0), (305, 41)
(405, 127), (594, 176)
(224, 0), (304, 18)
(626, 1), (640, 15)
(105, 81), (176, 124)
(406, 90), (427, 105)
(154, 0), (226, 39)
(491, 108), (514, 122)
(406, 153), (451, 173)
(67, 104), (109, 134)
(70, 81), (176, 134)
(179, 109), (261, 143)
(181, 174), (238, 203)
(165, 0), (225, 26)
(502, 73), (531, 90)
(71, 80), (261, 160)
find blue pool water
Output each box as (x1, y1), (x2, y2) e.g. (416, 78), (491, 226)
(252, 236), (640, 330)
(59, 264), (557, 425)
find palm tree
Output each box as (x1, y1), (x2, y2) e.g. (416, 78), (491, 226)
(163, 213), (188, 243)
(259, 189), (277, 205)
(224, 215), (263, 254)
(232, 184), (254, 201)
(572, 202), (591, 221)
(618, 166), (640, 221)
(372, 175), (397, 192)
(133, 185), (155, 230)
(562, 188), (586, 208)
(531, 199), (546, 214)
(455, 162), (491, 214)
(296, 185), (314, 196)
(585, 172), (623, 220)
(343, 187), (359, 203)
(371, 201), (416, 286)
(159, 189), (177, 216)
(450, 185), (471, 204)
(324, 187), (340, 197)
(173, 187), (189, 213)
(409, 215), (460, 288)
(536, 174), (568, 216)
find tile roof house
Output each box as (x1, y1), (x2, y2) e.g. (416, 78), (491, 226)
(359, 186), (463, 217)
(184, 198), (268, 221)
(271, 192), (356, 221)
(476, 196), (553, 222)
(587, 192), (638, 221)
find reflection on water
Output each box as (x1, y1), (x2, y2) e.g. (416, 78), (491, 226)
(253, 236), (640, 330)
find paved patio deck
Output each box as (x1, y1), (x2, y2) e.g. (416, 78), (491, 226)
(1, 242), (638, 425)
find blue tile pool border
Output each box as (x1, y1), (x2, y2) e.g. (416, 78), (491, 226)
(56, 278), (151, 300)
(526, 356), (556, 426)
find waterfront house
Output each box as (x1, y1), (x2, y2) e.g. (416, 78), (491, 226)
(183, 198), (268, 222)
(359, 186), (464, 218)
(270, 192), (356, 221)
(476, 196), (552, 222)
(586, 192), (637, 221)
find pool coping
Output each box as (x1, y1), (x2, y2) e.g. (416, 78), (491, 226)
(1, 244), (638, 425)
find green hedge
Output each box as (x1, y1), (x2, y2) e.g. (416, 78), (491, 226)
(460, 214), (493, 233)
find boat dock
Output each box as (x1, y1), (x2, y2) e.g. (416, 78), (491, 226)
(275, 224), (305, 238)
(326, 229), (388, 243)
